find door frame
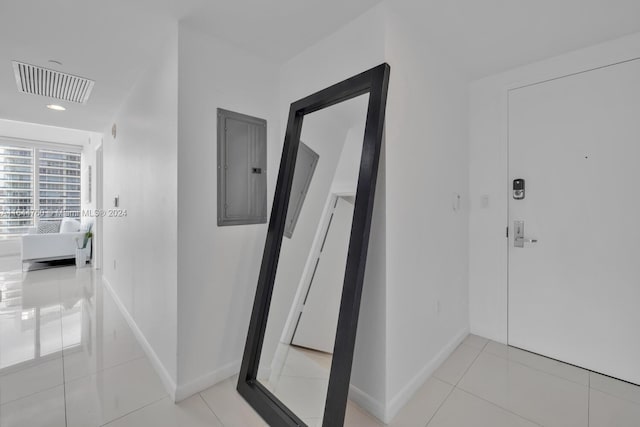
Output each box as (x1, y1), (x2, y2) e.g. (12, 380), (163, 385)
(504, 55), (640, 345)
(279, 190), (356, 347)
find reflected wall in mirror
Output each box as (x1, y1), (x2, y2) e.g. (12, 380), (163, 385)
(257, 94), (368, 425)
(238, 64), (390, 427)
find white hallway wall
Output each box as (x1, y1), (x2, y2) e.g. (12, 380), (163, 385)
(101, 1), (471, 420)
(469, 32), (640, 342)
(279, 3), (470, 421)
(101, 23), (179, 391)
(102, 20), (280, 399)
(176, 24), (281, 399)
(384, 5), (470, 418)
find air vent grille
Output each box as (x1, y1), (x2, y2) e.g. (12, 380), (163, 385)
(12, 61), (95, 104)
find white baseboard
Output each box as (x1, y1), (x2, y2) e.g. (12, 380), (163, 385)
(101, 276), (178, 401)
(384, 327), (469, 423)
(348, 384), (386, 423)
(102, 274), (469, 420)
(174, 359), (241, 402)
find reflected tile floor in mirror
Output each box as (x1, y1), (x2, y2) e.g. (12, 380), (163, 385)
(260, 344), (332, 424)
(1, 256), (639, 426)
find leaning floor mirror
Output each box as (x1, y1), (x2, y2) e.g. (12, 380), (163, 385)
(238, 63), (390, 426)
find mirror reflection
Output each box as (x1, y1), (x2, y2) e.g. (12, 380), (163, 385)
(257, 94), (369, 425)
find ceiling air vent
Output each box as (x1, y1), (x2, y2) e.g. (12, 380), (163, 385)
(12, 61), (95, 104)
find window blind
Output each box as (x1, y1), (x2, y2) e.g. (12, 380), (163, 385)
(0, 146), (34, 234)
(38, 149), (81, 222)
(0, 143), (82, 235)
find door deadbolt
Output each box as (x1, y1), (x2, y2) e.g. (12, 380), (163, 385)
(513, 179), (525, 200)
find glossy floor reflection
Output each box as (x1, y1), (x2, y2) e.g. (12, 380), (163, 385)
(260, 344), (332, 424)
(0, 262), (172, 427)
(1, 258), (639, 426)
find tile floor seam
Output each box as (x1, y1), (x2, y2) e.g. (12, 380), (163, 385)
(486, 345), (640, 409)
(482, 346), (590, 388)
(198, 390), (227, 426)
(0, 380), (64, 407)
(62, 354), (148, 386)
(485, 345), (640, 410)
(588, 384), (640, 407)
(587, 372), (590, 427)
(453, 387), (544, 427)
(56, 279), (70, 427)
(198, 392), (225, 426)
(425, 341), (491, 426)
(589, 371), (640, 406)
(0, 357), (63, 378)
(454, 343), (484, 387)
(431, 374), (454, 386)
(96, 395), (167, 427)
(462, 336), (490, 352)
(456, 345), (544, 426)
(431, 343), (481, 386)
(423, 382), (456, 427)
(62, 375), (69, 427)
(592, 374), (640, 389)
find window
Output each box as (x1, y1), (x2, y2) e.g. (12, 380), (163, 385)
(0, 142), (81, 235)
(0, 145), (34, 234)
(38, 149), (81, 224)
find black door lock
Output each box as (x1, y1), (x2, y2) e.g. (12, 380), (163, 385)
(513, 179), (525, 200)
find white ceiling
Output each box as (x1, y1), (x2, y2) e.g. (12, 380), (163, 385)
(0, 0), (383, 132)
(0, 0), (198, 132)
(1, 0), (640, 132)
(181, 0), (384, 62)
(390, 0), (640, 79)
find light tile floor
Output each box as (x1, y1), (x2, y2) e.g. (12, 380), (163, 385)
(259, 344), (333, 424)
(1, 259), (639, 426)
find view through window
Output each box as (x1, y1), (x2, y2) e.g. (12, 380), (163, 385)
(0, 143), (81, 235)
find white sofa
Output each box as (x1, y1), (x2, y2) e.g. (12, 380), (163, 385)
(21, 218), (86, 264)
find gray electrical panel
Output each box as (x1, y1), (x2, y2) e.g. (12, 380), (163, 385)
(284, 142), (319, 238)
(217, 108), (267, 226)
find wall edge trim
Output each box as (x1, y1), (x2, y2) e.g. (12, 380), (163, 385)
(102, 275), (178, 400)
(384, 326), (469, 422)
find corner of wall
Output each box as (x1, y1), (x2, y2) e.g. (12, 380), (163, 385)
(101, 22), (179, 397)
(102, 276), (178, 400)
(381, 3), (471, 417)
(383, 326), (468, 423)
(175, 20), (280, 396)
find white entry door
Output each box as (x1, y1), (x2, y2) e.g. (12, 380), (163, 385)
(292, 196), (354, 353)
(508, 58), (640, 385)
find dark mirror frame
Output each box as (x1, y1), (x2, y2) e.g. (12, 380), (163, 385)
(237, 63), (390, 427)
